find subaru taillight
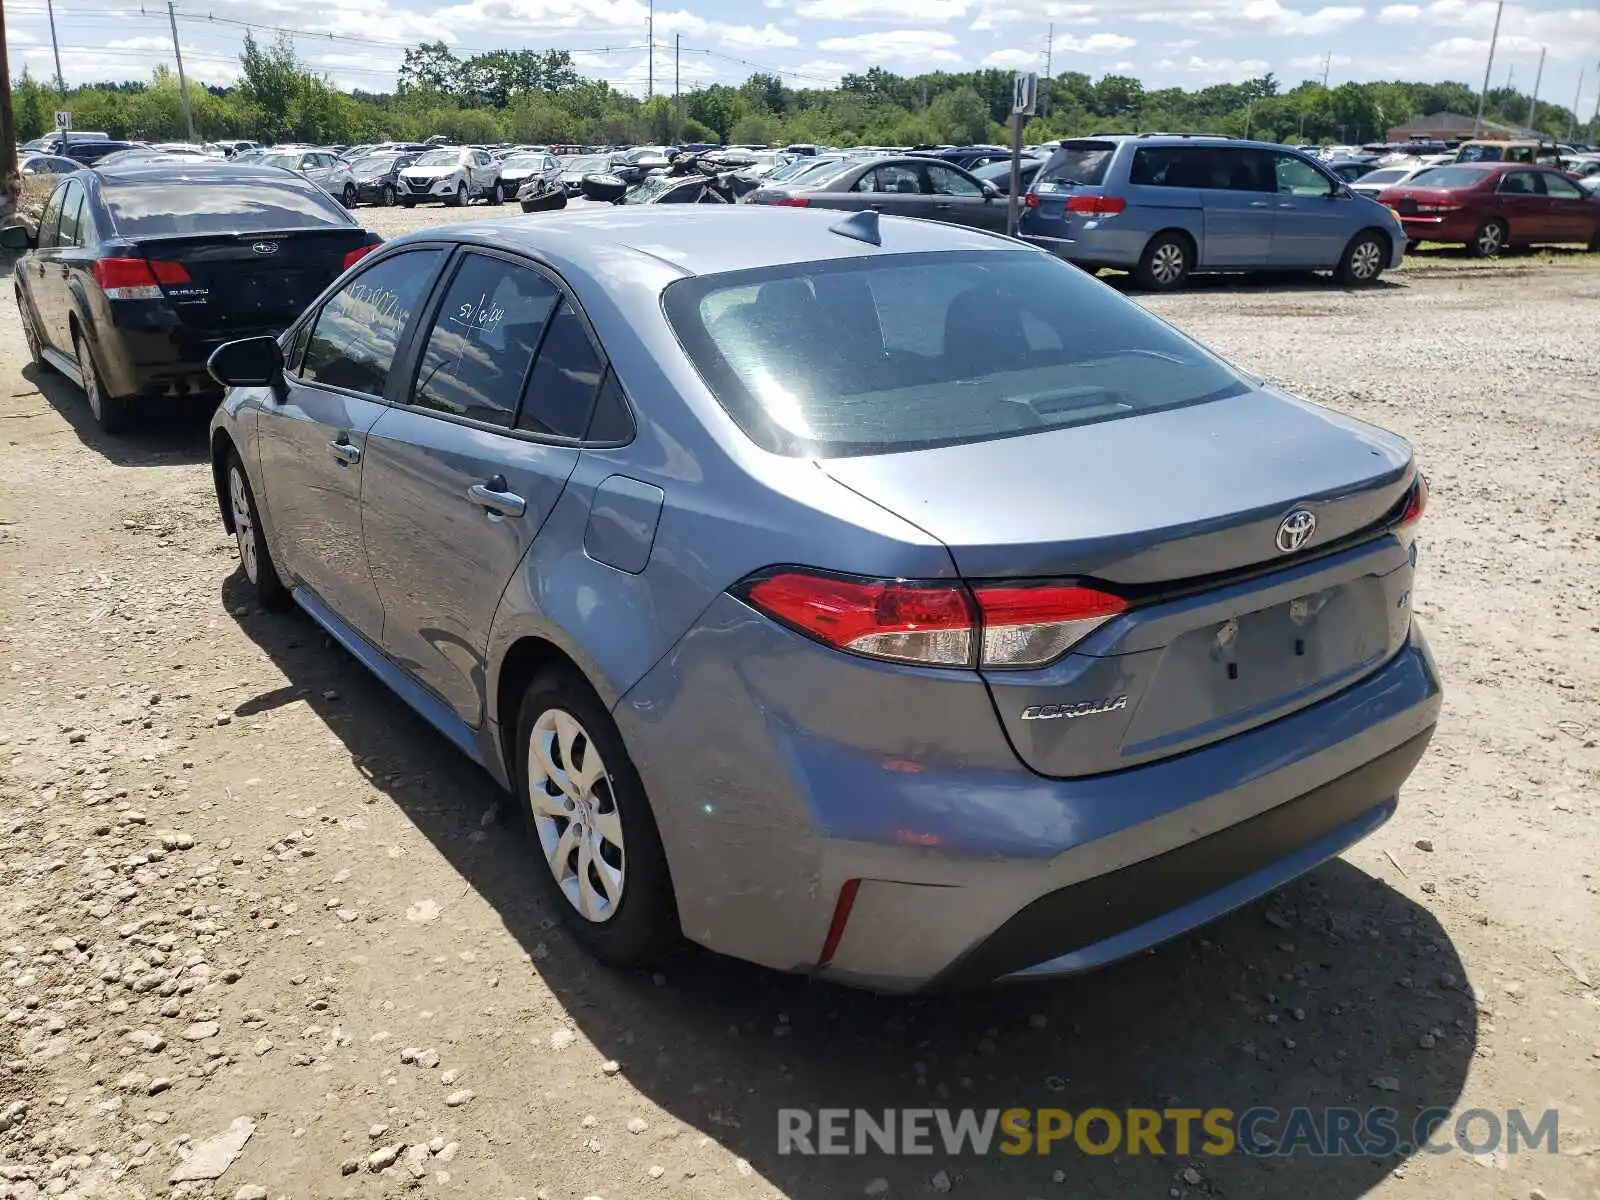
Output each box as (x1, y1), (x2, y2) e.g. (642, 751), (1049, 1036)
(1065, 194), (1126, 215)
(93, 256), (190, 300)
(343, 243), (378, 270)
(1398, 473), (1428, 528)
(736, 569), (1127, 669)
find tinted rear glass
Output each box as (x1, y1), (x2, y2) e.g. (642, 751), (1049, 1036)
(1038, 141), (1116, 186)
(663, 250), (1247, 458)
(1408, 166), (1495, 188)
(103, 181), (352, 236)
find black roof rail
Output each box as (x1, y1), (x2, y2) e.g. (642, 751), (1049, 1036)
(1135, 131), (1239, 140)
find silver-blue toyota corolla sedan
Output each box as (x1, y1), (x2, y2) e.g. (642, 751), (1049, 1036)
(206, 207), (1441, 991)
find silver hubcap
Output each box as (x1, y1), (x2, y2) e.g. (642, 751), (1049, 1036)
(1349, 240), (1382, 279)
(78, 343), (102, 419)
(526, 709), (624, 923)
(229, 465), (258, 584)
(1478, 225), (1503, 254)
(1150, 243), (1184, 284)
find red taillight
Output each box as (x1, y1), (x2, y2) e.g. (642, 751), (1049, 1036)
(1024, 192), (1040, 208)
(742, 571), (974, 666)
(971, 583), (1127, 667)
(93, 256), (190, 299)
(1065, 194), (1126, 215)
(343, 243), (378, 270)
(1398, 474), (1428, 527)
(769, 197), (810, 208)
(737, 569), (1126, 669)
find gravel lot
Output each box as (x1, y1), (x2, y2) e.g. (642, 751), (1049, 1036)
(1, 202), (1597, 1200)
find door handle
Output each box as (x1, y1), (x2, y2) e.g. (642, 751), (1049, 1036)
(328, 438), (361, 465)
(1250, 200), (1271, 207)
(467, 475), (526, 519)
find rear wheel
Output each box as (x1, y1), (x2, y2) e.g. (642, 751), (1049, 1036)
(1469, 218), (1507, 258)
(1335, 230), (1388, 285)
(74, 330), (130, 434)
(227, 452), (290, 610)
(1133, 232), (1192, 291)
(341, 183), (357, 208)
(380, 184), (397, 207)
(513, 667), (678, 968)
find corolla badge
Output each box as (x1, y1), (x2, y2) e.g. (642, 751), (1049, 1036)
(250, 241), (279, 256)
(1275, 508), (1317, 554)
(1020, 696), (1128, 721)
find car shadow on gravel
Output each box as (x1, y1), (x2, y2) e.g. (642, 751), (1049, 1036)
(20, 363), (211, 467)
(224, 575), (1476, 1200)
(1102, 271), (1406, 295)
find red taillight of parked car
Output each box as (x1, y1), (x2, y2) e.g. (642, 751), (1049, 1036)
(1064, 194), (1127, 215)
(1398, 473), (1428, 528)
(737, 569), (1128, 669)
(1024, 193), (1041, 208)
(93, 256), (191, 300)
(343, 243), (379, 270)
(768, 197), (811, 207)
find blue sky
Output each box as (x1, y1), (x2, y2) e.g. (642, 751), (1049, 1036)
(6, 0), (1599, 121)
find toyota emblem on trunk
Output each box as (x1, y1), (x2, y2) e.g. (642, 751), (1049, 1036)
(1275, 509), (1317, 553)
(251, 241), (279, 256)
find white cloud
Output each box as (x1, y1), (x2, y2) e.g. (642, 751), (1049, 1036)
(1288, 51), (1351, 66)
(1161, 37), (1200, 49)
(1377, 3), (1421, 20)
(817, 28), (963, 60)
(1130, 0), (1367, 35)
(1061, 31), (1137, 51)
(715, 22), (801, 47)
(1151, 52), (1271, 79)
(982, 47), (1043, 66)
(789, 58), (853, 84)
(794, 0), (971, 19)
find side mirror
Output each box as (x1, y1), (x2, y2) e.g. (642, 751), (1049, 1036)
(981, 181), (1000, 200)
(208, 336), (285, 397)
(0, 224), (32, 251)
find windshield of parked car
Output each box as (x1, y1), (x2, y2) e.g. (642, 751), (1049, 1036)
(665, 250), (1247, 458)
(623, 175), (697, 204)
(501, 153), (545, 169)
(102, 180), (352, 236)
(350, 154), (399, 175)
(1036, 141), (1116, 187)
(412, 149), (461, 167)
(1456, 144), (1511, 162)
(563, 155), (608, 174)
(1360, 167), (1410, 186)
(260, 153), (303, 170)
(1409, 166), (1496, 188)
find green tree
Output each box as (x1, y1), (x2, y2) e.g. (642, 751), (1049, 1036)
(237, 32), (305, 141)
(928, 86), (989, 145)
(398, 41), (459, 97)
(687, 85), (740, 140)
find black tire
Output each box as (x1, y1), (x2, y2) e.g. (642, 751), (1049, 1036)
(380, 184), (397, 207)
(400, 198), (416, 209)
(341, 184), (357, 209)
(487, 180), (504, 206)
(1335, 230), (1388, 286)
(18, 292), (47, 369)
(512, 666), (679, 968)
(1588, 227), (1600, 253)
(73, 330), (131, 434)
(1405, 239), (1421, 253)
(1469, 218), (1507, 258)
(225, 451), (290, 610)
(448, 183), (467, 208)
(1133, 232), (1192, 291)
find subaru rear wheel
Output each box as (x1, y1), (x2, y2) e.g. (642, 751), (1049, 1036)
(1470, 219), (1507, 258)
(227, 453), (289, 609)
(514, 668), (678, 967)
(74, 331), (130, 434)
(1134, 233), (1191, 291)
(1336, 231), (1387, 285)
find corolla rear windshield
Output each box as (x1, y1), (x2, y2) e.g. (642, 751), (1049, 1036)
(103, 181), (352, 236)
(663, 249), (1247, 458)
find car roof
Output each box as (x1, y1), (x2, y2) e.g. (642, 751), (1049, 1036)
(88, 162), (316, 186)
(386, 206), (1017, 279)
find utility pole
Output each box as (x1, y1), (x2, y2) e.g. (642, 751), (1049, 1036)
(646, 0), (654, 99)
(1042, 23), (1052, 118)
(1473, 0), (1504, 135)
(1320, 50), (1331, 88)
(1591, 60), (1600, 139)
(1244, 97), (1254, 139)
(166, 1), (196, 143)
(45, 0), (64, 92)
(0, 0), (19, 218)
(1570, 70), (1584, 141)
(1526, 45), (1544, 132)
(674, 33), (680, 143)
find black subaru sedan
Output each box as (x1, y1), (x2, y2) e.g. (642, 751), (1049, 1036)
(14, 162), (381, 432)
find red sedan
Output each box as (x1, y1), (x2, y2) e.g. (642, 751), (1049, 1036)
(1377, 163), (1600, 256)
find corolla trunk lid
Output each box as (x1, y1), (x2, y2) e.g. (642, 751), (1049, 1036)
(820, 387), (1420, 777)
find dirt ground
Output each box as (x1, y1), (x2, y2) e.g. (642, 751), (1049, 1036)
(1, 205), (1597, 1200)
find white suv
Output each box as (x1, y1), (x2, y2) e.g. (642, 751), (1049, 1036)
(397, 146), (503, 207)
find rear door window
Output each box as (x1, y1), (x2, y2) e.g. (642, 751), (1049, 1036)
(36, 185), (67, 249)
(1498, 171), (1543, 194)
(854, 164), (920, 194)
(54, 182), (84, 247)
(409, 253), (560, 428)
(300, 249), (443, 395)
(103, 181), (351, 236)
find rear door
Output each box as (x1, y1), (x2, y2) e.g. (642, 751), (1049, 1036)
(836, 163), (928, 220)
(1197, 147), (1273, 267)
(26, 182), (71, 352)
(1266, 150), (1350, 268)
(257, 246), (446, 642)
(359, 249), (592, 727)
(1495, 170), (1551, 240)
(918, 161), (1007, 233)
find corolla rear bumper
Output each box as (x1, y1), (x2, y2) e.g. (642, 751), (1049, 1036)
(614, 595), (1442, 992)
